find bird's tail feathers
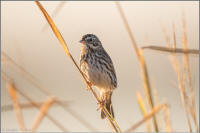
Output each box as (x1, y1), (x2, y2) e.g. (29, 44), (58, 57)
(101, 92), (114, 119)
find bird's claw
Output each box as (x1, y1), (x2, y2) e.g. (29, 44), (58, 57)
(85, 81), (92, 91)
(96, 100), (105, 111)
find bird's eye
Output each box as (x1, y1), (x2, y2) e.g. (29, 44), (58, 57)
(93, 43), (98, 47)
(88, 38), (93, 42)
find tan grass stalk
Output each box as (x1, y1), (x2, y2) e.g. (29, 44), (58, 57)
(35, 1), (121, 132)
(1, 72), (69, 132)
(181, 13), (198, 132)
(7, 83), (26, 131)
(1, 100), (72, 112)
(161, 24), (192, 132)
(142, 46), (199, 55)
(125, 103), (167, 132)
(2, 52), (51, 95)
(153, 88), (162, 130)
(163, 105), (172, 132)
(31, 97), (56, 131)
(56, 103), (98, 131)
(42, 1), (67, 31)
(170, 53), (192, 132)
(136, 92), (151, 132)
(2, 52), (98, 132)
(115, 2), (158, 132)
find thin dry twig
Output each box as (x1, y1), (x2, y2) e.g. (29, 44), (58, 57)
(142, 46), (199, 55)
(2, 100), (72, 112)
(2, 52), (51, 96)
(2, 72), (69, 132)
(31, 97), (56, 131)
(35, 1), (121, 132)
(161, 23), (192, 132)
(125, 103), (167, 132)
(136, 92), (151, 132)
(57, 103), (98, 131)
(181, 12), (198, 132)
(170, 54), (192, 132)
(42, 1), (67, 32)
(153, 88), (162, 131)
(115, 2), (158, 132)
(163, 105), (172, 132)
(2, 52), (98, 131)
(7, 83), (26, 131)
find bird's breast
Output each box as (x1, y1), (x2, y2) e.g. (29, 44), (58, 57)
(80, 53), (114, 90)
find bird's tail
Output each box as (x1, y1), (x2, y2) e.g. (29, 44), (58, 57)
(101, 92), (114, 119)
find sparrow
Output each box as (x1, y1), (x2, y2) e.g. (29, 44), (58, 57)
(79, 34), (117, 119)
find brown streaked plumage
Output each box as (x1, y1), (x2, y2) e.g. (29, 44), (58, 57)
(79, 34), (117, 119)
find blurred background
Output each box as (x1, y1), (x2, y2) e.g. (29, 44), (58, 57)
(1, 1), (199, 132)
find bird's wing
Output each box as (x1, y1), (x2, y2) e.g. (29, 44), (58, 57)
(97, 49), (118, 88)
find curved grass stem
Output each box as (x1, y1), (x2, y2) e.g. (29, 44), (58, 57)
(35, 1), (121, 132)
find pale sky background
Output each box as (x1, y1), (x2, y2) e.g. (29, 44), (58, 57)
(1, 1), (199, 132)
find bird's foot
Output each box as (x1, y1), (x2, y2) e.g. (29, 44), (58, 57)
(97, 100), (105, 111)
(85, 81), (92, 91)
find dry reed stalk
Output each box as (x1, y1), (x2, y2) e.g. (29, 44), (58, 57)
(42, 1), (66, 31)
(136, 92), (151, 132)
(2, 100), (72, 112)
(56, 103), (98, 131)
(2, 52), (51, 96)
(106, 117), (119, 132)
(142, 46), (199, 55)
(7, 83), (26, 131)
(31, 97), (56, 131)
(125, 103), (167, 132)
(181, 13), (198, 132)
(161, 24), (192, 132)
(115, 2), (158, 132)
(153, 88), (162, 130)
(163, 105), (172, 132)
(2, 52), (98, 132)
(1, 72), (69, 132)
(35, 1), (121, 132)
(170, 53), (192, 132)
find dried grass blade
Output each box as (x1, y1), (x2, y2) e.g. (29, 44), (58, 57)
(170, 52), (192, 132)
(2, 52), (51, 95)
(1, 100), (72, 112)
(31, 97), (56, 131)
(58, 104), (98, 131)
(2, 52), (98, 131)
(136, 92), (151, 132)
(35, 1), (121, 132)
(142, 46), (199, 55)
(181, 12), (198, 132)
(125, 104), (167, 132)
(161, 24), (192, 132)
(2, 72), (68, 132)
(115, 2), (158, 131)
(7, 83), (26, 131)
(153, 88), (162, 130)
(35, 1), (70, 56)
(163, 105), (172, 132)
(138, 49), (159, 131)
(42, 1), (66, 31)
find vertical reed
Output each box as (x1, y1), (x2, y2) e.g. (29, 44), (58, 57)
(31, 97), (56, 131)
(161, 23), (192, 132)
(7, 83), (26, 131)
(136, 92), (151, 132)
(115, 2), (158, 132)
(181, 13), (198, 132)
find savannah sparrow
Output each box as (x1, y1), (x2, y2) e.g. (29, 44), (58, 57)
(79, 34), (117, 119)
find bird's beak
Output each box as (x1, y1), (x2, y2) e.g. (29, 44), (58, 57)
(79, 40), (85, 44)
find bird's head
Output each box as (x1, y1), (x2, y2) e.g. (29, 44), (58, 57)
(80, 34), (102, 50)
